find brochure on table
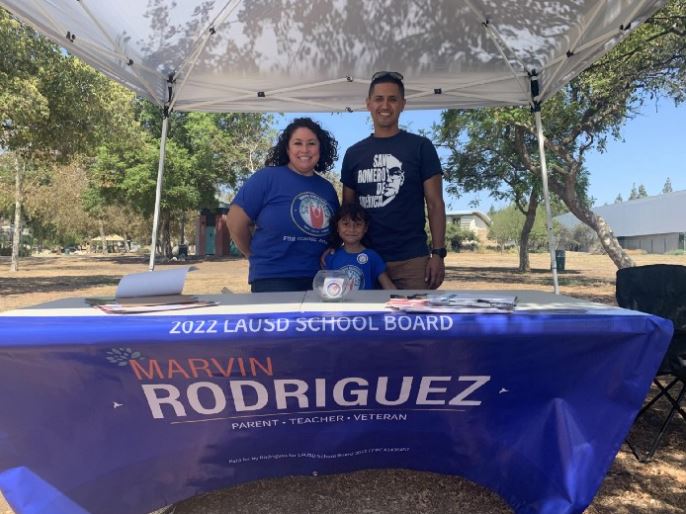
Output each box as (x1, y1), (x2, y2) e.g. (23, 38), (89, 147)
(386, 292), (518, 313)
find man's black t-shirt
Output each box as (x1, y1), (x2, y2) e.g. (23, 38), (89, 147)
(341, 130), (442, 262)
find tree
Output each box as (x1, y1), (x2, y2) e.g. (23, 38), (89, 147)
(1, 8), (132, 270)
(90, 135), (193, 257)
(628, 183), (639, 200)
(183, 111), (277, 191)
(557, 223), (599, 252)
(1, 10), (50, 269)
(436, 0), (686, 269)
(3, 9), (244, 264)
(436, 98), (592, 272)
(445, 223), (479, 252)
(21, 159), (95, 248)
(637, 184), (649, 198)
(437, 111), (530, 269)
(488, 204), (550, 255)
(614, 193), (623, 203)
(90, 101), (277, 258)
(662, 177), (673, 194)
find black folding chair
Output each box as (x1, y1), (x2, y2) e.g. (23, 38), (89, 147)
(616, 264), (686, 462)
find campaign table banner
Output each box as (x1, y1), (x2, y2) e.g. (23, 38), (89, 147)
(0, 307), (672, 514)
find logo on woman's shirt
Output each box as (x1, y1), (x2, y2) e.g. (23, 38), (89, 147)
(291, 192), (333, 237)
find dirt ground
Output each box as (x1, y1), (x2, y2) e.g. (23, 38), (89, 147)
(1, 251), (685, 513)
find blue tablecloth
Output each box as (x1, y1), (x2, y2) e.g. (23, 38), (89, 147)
(0, 304), (673, 514)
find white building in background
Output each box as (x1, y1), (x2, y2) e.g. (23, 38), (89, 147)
(0, 218), (10, 240)
(555, 190), (686, 254)
(0, 217), (32, 244)
(446, 210), (492, 242)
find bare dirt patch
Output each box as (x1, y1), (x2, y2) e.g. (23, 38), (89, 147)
(1, 251), (685, 513)
(4, 250), (685, 311)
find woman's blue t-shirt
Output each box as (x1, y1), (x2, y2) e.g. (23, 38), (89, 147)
(232, 166), (340, 283)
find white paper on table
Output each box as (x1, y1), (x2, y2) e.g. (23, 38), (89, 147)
(115, 267), (190, 298)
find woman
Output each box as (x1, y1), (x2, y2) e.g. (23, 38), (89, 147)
(228, 117), (340, 292)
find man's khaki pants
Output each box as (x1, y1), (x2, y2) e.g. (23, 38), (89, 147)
(386, 256), (429, 290)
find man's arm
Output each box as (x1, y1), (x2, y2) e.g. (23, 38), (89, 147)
(342, 185), (357, 205)
(227, 205), (253, 258)
(424, 174), (446, 289)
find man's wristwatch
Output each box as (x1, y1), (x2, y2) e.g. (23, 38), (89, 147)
(431, 247), (447, 258)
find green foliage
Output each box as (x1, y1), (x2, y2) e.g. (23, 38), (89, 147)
(91, 100), (276, 218)
(445, 223), (479, 252)
(0, 153), (14, 214)
(662, 177), (673, 194)
(0, 11), (52, 152)
(557, 224), (599, 252)
(88, 100), (277, 256)
(1, 8), (279, 257)
(434, 0), (686, 269)
(488, 204), (550, 252)
(1, 7), (143, 264)
(1, 9), (131, 159)
(628, 183), (639, 200)
(184, 111), (277, 192)
(628, 183), (649, 200)
(437, 108), (541, 204)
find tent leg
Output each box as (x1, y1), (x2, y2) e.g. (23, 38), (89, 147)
(148, 115), (169, 271)
(534, 110), (560, 294)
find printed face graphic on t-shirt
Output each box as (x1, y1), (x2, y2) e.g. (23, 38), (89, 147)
(290, 192), (332, 237)
(356, 153), (405, 209)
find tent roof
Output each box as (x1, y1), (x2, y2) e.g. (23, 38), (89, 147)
(0, 1), (666, 113)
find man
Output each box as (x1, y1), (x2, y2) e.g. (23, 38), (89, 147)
(341, 71), (446, 289)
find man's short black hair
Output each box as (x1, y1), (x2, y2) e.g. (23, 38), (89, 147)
(368, 71), (405, 98)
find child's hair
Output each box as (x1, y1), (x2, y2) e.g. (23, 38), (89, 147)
(328, 203), (371, 249)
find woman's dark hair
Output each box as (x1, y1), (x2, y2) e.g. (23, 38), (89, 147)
(328, 202), (371, 249)
(265, 117), (338, 172)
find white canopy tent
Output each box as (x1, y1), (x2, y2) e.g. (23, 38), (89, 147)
(0, 0), (667, 291)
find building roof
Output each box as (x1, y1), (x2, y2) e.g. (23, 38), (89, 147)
(446, 210), (492, 226)
(555, 189), (686, 237)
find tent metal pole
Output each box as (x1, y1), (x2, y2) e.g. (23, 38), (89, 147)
(534, 109), (560, 294)
(148, 115), (169, 271)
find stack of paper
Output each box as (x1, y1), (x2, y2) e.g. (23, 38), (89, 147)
(88, 295), (217, 314)
(386, 293), (517, 313)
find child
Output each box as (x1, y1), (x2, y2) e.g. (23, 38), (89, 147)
(324, 203), (396, 290)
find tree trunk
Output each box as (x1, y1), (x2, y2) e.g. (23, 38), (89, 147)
(161, 217), (173, 259)
(99, 219), (108, 254)
(518, 192), (539, 272)
(550, 179), (635, 269)
(180, 212), (186, 245)
(10, 156), (23, 272)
